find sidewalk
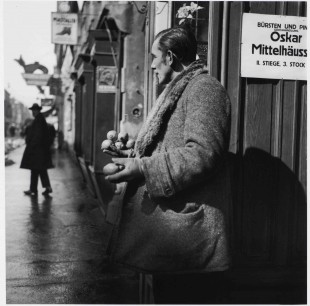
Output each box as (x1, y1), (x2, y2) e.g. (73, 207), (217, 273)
(5, 145), (139, 304)
(5, 137), (25, 166)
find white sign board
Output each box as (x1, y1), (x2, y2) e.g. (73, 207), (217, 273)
(41, 98), (54, 107)
(51, 13), (78, 45)
(241, 13), (307, 80)
(22, 74), (51, 86)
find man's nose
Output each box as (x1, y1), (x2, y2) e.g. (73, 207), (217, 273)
(151, 60), (156, 69)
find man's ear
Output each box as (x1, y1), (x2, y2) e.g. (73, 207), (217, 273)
(167, 50), (174, 65)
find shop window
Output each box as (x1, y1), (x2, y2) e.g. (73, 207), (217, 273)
(171, 1), (209, 63)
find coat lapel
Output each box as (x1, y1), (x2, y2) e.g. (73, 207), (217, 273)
(135, 60), (208, 157)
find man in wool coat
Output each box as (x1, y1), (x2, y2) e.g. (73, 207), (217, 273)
(103, 25), (231, 303)
(20, 103), (53, 196)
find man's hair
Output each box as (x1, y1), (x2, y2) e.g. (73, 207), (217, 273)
(154, 25), (197, 64)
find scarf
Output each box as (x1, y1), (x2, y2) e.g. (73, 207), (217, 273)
(135, 60), (208, 157)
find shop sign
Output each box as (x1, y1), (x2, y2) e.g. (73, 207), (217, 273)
(51, 12), (78, 45)
(96, 66), (117, 93)
(41, 99), (54, 107)
(241, 13), (307, 80)
(22, 73), (51, 86)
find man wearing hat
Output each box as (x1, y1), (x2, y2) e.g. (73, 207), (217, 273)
(20, 103), (53, 196)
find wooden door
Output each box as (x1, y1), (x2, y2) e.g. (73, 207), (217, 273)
(211, 1), (307, 303)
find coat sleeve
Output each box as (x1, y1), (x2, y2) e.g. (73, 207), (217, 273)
(141, 76), (231, 199)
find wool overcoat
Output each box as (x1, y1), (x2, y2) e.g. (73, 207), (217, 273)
(20, 113), (53, 170)
(109, 61), (232, 274)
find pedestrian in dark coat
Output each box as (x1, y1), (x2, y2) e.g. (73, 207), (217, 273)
(103, 26), (231, 303)
(20, 103), (53, 196)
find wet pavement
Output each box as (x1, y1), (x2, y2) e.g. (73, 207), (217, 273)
(5, 145), (139, 304)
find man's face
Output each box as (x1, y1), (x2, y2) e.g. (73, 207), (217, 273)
(151, 39), (173, 85)
(32, 110), (40, 117)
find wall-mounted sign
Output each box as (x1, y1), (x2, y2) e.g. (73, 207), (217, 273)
(22, 74), (51, 86)
(96, 66), (117, 93)
(41, 99), (54, 107)
(51, 12), (78, 45)
(241, 13), (307, 80)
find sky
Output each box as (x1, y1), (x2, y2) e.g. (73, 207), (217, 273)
(3, 1), (57, 108)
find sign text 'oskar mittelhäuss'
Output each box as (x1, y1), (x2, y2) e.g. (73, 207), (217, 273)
(241, 13), (307, 80)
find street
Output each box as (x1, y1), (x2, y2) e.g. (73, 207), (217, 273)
(5, 145), (139, 304)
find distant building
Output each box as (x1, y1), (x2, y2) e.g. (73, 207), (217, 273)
(4, 89), (13, 137)
(4, 89), (31, 137)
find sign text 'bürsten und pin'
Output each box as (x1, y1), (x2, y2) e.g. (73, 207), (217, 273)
(241, 14), (307, 80)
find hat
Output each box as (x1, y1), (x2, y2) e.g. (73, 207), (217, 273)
(29, 103), (42, 111)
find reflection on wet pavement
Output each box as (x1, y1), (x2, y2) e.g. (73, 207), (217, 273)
(6, 146), (139, 304)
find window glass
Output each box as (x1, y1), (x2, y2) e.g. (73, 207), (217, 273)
(172, 1), (209, 62)
(155, 1), (172, 35)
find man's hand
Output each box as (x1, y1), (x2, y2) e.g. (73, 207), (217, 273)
(102, 148), (133, 157)
(102, 148), (135, 158)
(105, 158), (144, 183)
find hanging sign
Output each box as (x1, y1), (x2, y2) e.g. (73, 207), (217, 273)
(96, 66), (117, 93)
(51, 13), (78, 45)
(22, 74), (51, 86)
(41, 98), (54, 107)
(241, 13), (307, 80)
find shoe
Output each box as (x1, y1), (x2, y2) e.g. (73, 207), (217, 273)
(56, 27), (71, 35)
(42, 187), (53, 196)
(24, 190), (37, 196)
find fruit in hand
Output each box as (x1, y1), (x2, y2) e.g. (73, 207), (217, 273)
(115, 141), (125, 150)
(107, 130), (118, 142)
(126, 139), (135, 149)
(103, 163), (124, 175)
(118, 132), (129, 143)
(101, 139), (113, 150)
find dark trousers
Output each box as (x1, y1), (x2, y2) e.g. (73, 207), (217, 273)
(30, 170), (51, 192)
(152, 271), (230, 304)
